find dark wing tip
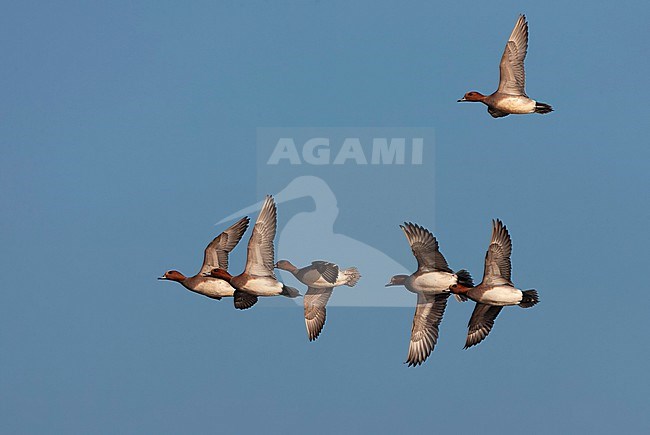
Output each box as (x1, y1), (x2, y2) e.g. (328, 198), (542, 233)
(464, 336), (481, 350)
(307, 320), (325, 341)
(492, 218), (511, 242)
(312, 261), (339, 284)
(305, 304), (327, 341)
(233, 290), (258, 310)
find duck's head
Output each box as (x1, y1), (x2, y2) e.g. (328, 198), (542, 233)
(275, 260), (296, 271)
(385, 274), (408, 287)
(158, 270), (186, 282)
(449, 283), (472, 294)
(458, 91), (485, 102)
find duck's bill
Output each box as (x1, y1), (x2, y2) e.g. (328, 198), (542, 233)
(457, 98), (467, 102)
(157, 276), (167, 280)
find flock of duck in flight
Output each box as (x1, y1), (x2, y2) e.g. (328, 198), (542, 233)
(159, 15), (550, 366)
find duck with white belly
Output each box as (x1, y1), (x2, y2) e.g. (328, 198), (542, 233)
(158, 217), (254, 308)
(207, 195), (301, 309)
(386, 222), (474, 366)
(450, 219), (539, 349)
(275, 259), (361, 341)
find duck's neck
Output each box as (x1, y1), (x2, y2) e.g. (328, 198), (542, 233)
(211, 268), (234, 282)
(451, 284), (473, 295)
(390, 275), (409, 286)
(278, 262), (299, 275)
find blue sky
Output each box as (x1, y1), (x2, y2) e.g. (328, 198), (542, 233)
(1, 1), (649, 433)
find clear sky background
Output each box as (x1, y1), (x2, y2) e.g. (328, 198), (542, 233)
(1, 1), (649, 433)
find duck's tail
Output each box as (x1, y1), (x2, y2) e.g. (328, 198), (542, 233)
(456, 269), (474, 287)
(453, 269), (473, 302)
(519, 289), (539, 308)
(534, 102), (553, 114)
(342, 267), (361, 287)
(281, 284), (301, 298)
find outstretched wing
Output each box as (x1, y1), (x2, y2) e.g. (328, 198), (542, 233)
(465, 303), (503, 349)
(482, 219), (513, 286)
(401, 222), (452, 273)
(497, 14), (528, 96)
(406, 293), (450, 366)
(244, 196), (277, 278)
(233, 290), (258, 310)
(199, 217), (250, 275)
(304, 287), (333, 341)
(488, 106), (510, 118)
(311, 261), (339, 284)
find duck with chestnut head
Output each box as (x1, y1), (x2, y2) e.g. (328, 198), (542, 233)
(449, 219), (539, 349)
(158, 217), (254, 308)
(458, 15), (553, 118)
(205, 195), (301, 310)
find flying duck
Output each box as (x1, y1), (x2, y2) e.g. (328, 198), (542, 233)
(458, 15), (553, 117)
(275, 259), (361, 341)
(386, 222), (474, 366)
(158, 217), (255, 308)
(207, 195), (300, 309)
(450, 219), (539, 348)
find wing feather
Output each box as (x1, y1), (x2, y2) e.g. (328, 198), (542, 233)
(304, 287), (333, 341)
(405, 293), (450, 366)
(488, 106), (510, 118)
(199, 217), (250, 275)
(465, 303), (503, 349)
(482, 219), (513, 286)
(244, 196), (277, 278)
(497, 15), (528, 96)
(401, 222), (452, 273)
(233, 290), (258, 310)
(311, 261), (339, 284)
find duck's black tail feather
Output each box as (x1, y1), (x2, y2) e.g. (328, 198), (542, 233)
(453, 269), (473, 302)
(519, 289), (539, 308)
(456, 269), (474, 287)
(534, 102), (553, 114)
(281, 285), (301, 298)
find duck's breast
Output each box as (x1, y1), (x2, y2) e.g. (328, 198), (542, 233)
(185, 277), (235, 298)
(407, 271), (456, 294)
(477, 285), (522, 306)
(243, 276), (283, 296)
(493, 95), (536, 114)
